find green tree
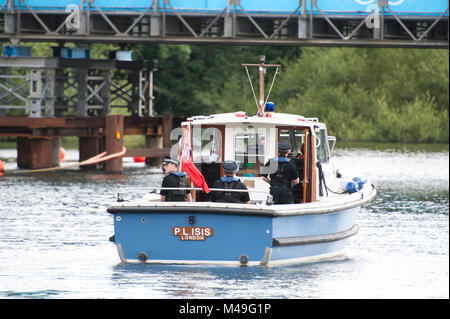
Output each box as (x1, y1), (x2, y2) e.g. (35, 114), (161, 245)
(273, 47), (448, 143)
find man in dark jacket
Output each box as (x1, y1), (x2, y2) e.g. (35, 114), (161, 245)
(211, 161), (250, 204)
(160, 158), (192, 202)
(292, 143), (305, 203)
(261, 142), (299, 204)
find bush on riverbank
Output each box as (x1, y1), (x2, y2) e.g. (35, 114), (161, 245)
(133, 45), (448, 143)
(1, 43), (448, 144)
(273, 48), (449, 143)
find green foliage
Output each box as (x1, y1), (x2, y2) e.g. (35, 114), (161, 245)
(273, 47), (449, 143)
(131, 44), (447, 142)
(130, 44), (301, 116)
(2, 41), (447, 143)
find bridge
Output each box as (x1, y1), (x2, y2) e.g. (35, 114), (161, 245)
(1, 0), (449, 48)
(0, 0), (448, 173)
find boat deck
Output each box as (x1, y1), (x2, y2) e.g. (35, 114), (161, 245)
(108, 183), (376, 217)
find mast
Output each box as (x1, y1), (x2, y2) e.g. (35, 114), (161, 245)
(258, 55), (265, 117)
(242, 56), (281, 117)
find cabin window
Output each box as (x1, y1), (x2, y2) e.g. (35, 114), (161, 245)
(278, 127), (313, 203)
(190, 125), (224, 202)
(192, 126), (223, 164)
(315, 127), (329, 164)
(278, 129), (304, 156)
(278, 128), (329, 164)
(234, 132), (265, 176)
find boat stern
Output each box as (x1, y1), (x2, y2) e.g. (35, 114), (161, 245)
(108, 204), (273, 265)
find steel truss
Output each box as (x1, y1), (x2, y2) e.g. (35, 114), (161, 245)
(0, 0), (448, 48)
(0, 57), (157, 117)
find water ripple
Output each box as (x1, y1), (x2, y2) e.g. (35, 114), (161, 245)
(0, 147), (448, 299)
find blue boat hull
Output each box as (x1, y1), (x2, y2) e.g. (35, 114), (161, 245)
(109, 205), (360, 265)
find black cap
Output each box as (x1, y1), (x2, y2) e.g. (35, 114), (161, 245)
(222, 160), (238, 172)
(278, 142), (292, 152)
(162, 158), (178, 166)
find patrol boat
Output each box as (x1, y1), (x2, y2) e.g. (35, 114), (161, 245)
(107, 57), (376, 266)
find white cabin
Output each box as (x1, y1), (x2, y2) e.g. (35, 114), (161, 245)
(180, 111), (337, 204)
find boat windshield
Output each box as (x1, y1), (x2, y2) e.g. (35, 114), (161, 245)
(192, 126), (223, 164)
(315, 127), (330, 164)
(278, 129), (304, 155)
(278, 127), (330, 164)
(234, 132), (265, 177)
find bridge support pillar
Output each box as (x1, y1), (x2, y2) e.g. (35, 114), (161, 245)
(79, 137), (103, 170)
(298, 17), (309, 39)
(76, 69), (88, 117)
(4, 12), (16, 34)
(224, 15), (233, 37)
(145, 135), (163, 166)
(105, 115), (124, 174)
(17, 137), (60, 169)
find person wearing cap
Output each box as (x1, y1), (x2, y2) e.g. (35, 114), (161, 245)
(210, 160), (250, 204)
(160, 158), (192, 202)
(261, 141), (299, 204)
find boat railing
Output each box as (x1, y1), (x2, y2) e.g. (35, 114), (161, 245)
(116, 187), (273, 204)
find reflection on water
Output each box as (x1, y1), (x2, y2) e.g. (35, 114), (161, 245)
(0, 145), (448, 299)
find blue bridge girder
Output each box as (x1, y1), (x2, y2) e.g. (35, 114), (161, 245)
(1, 0), (449, 48)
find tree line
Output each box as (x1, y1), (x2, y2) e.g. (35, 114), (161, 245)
(131, 44), (448, 143)
(2, 42), (449, 143)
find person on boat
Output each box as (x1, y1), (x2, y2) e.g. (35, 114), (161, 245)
(292, 143), (305, 203)
(261, 142), (299, 204)
(210, 160), (250, 204)
(160, 158), (192, 202)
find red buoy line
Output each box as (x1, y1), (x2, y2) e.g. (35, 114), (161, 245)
(0, 147), (126, 175)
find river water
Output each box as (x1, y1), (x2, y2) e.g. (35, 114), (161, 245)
(0, 144), (448, 299)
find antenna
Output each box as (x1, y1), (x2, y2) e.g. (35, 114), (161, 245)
(242, 56), (281, 117)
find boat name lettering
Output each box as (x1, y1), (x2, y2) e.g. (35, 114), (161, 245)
(172, 226), (214, 241)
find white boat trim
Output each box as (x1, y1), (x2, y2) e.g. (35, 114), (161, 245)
(115, 247), (347, 267)
(116, 243), (127, 264)
(266, 250), (347, 267)
(273, 224), (359, 246)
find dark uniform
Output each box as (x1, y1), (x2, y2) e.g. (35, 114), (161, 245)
(210, 161), (250, 204)
(261, 142), (298, 204)
(160, 158), (190, 202)
(292, 155), (304, 203)
(161, 171), (190, 201)
(211, 177), (250, 203)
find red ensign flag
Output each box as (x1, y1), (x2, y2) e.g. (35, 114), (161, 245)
(180, 123), (210, 194)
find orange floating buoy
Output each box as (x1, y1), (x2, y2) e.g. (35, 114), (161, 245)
(0, 159), (4, 176)
(59, 147), (66, 162)
(133, 156), (145, 163)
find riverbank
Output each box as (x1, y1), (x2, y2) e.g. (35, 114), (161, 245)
(1, 140), (448, 152)
(336, 141), (449, 153)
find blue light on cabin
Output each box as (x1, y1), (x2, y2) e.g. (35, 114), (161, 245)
(265, 102), (274, 112)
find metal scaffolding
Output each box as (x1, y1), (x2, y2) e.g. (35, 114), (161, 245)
(0, 57), (157, 117)
(0, 0), (448, 48)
